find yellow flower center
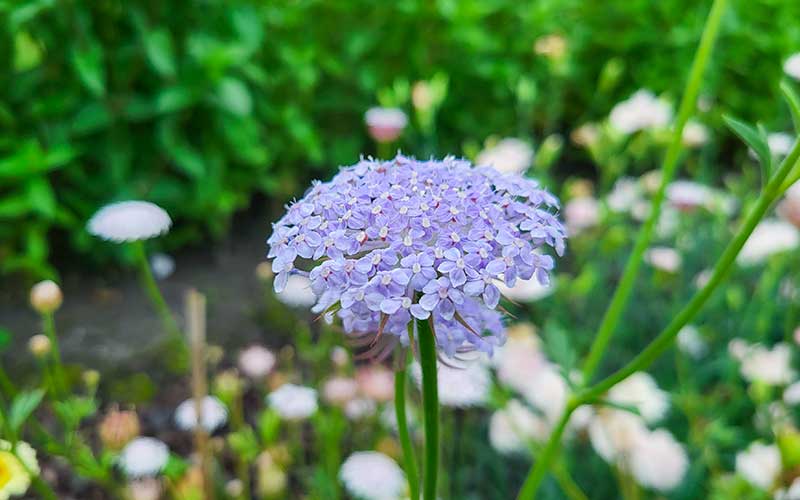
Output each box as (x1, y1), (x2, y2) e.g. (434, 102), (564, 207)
(0, 454), (12, 488)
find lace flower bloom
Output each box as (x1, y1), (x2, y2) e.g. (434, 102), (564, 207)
(339, 451), (406, 500)
(88, 201), (172, 242)
(267, 155), (566, 358)
(118, 437), (169, 477)
(173, 396), (229, 432)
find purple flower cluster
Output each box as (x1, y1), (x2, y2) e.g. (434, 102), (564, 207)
(267, 155), (566, 356)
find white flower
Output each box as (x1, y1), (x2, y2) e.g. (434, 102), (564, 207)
(736, 442), (781, 490)
(149, 253), (175, 280)
(118, 437), (169, 477)
(609, 90), (672, 134)
(739, 343), (795, 386)
(629, 429), (688, 491)
(785, 53), (800, 81)
(275, 274), (317, 308)
(682, 120), (709, 148)
(267, 384), (318, 420)
(322, 377), (359, 406)
(769, 132), (796, 157)
(607, 372), (669, 423)
(738, 219), (800, 266)
(411, 359), (491, 408)
(666, 180), (712, 211)
(238, 345), (276, 379)
(677, 325), (707, 359)
(494, 334), (547, 396)
(489, 399), (550, 454)
(476, 138), (535, 174)
(607, 177), (644, 213)
(644, 246), (682, 273)
(344, 398), (377, 420)
(784, 382), (800, 405)
(588, 409), (649, 463)
(0, 440), (39, 476)
(339, 451), (406, 500)
(174, 396), (228, 432)
(497, 277), (554, 302)
(88, 201), (172, 243)
(356, 365), (395, 403)
(364, 107), (408, 144)
(519, 365), (569, 424)
(564, 196), (600, 234)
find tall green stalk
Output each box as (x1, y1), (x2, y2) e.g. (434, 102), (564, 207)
(417, 318), (439, 500)
(516, 124), (800, 500)
(132, 240), (181, 338)
(581, 0), (730, 383)
(395, 359), (420, 500)
(42, 312), (67, 397)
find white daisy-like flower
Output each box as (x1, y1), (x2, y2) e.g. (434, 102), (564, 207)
(609, 90), (672, 134)
(267, 384), (318, 420)
(494, 334), (547, 396)
(497, 277), (554, 302)
(149, 253), (175, 280)
(476, 138), (535, 174)
(118, 437), (170, 477)
(339, 451), (406, 500)
(644, 247), (682, 274)
(738, 219), (800, 266)
(0, 440), (39, 477)
(489, 399), (549, 454)
(736, 441), (781, 491)
(174, 395), (228, 432)
(588, 409), (649, 463)
(364, 107), (408, 144)
(411, 359), (491, 408)
(607, 372), (669, 423)
(564, 196), (600, 234)
(677, 325), (707, 359)
(519, 365), (569, 424)
(275, 274), (317, 308)
(739, 342), (795, 386)
(785, 53), (800, 81)
(629, 429), (688, 492)
(682, 120), (709, 148)
(88, 201), (172, 243)
(238, 345), (276, 379)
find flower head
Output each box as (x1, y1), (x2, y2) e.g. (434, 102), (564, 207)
(609, 90), (672, 134)
(489, 399), (549, 454)
(29, 280), (62, 314)
(629, 429), (688, 492)
(267, 155), (565, 357)
(738, 219), (800, 266)
(174, 396), (228, 432)
(238, 345), (276, 379)
(0, 449), (30, 499)
(476, 138), (534, 174)
(736, 441), (781, 490)
(267, 384), (318, 420)
(364, 108), (408, 143)
(607, 372), (669, 423)
(339, 451), (406, 500)
(88, 201), (171, 243)
(118, 437), (170, 477)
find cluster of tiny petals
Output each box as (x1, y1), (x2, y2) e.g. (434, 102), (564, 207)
(268, 155), (566, 355)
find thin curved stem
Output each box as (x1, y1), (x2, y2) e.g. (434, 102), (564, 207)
(516, 402), (576, 499)
(395, 359), (420, 500)
(42, 312), (66, 397)
(417, 318), (439, 500)
(132, 240), (182, 339)
(581, 0), (730, 383)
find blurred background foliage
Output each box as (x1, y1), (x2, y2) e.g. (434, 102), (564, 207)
(1, 0), (799, 279)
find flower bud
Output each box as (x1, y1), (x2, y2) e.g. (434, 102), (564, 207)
(214, 369), (244, 403)
(30, 280), (62, 314)
(255, 261), (274, 282)
(412, 81), (434, 112)
(28, 335), (51, 358)
(83, 369), (100, 390)
(98, 409), (141, 451)
(256, 452), (288, 498)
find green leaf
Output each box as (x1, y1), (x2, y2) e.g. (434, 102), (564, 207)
(9, 389), (45, 432)
(53, 396), (98, 430)
(72, 102), (113, 135)
(0, 328), (10, 352)
(0, 194), (30, 218)
(26, 178), (56, 218)
(227, 426), (260, 462)
(723, 114), (771, 181)
(71, 39), (105, 97)
(144, 29), (176, 77)
(780, 80), (800, 134)
(215, 77), (252, 116)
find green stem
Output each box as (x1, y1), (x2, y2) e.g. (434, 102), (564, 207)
(42, 312), (67, 397)
(552, 458), (588, 500)
(417, 318), (439, 500)
(132, 240), (182, 339)
(580, 0), (729, 383)
(517, 129), (800, 500)
(0, 364), (16, 399)
(31, 475), (58, 500)
(395, 359), (420, 500)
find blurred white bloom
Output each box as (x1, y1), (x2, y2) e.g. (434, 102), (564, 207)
(494, 334), (547, 396)
(356, 365), (395, 403)
(364, 107), (407, 144)
(776, 477), (800, 500)
(682, 121), (709, 148)
(88, 201), (172, 243)
(694, 269), (712, 289)
(534, 34), (567, 59)
(489, 400), (549, 454)
(565, 196), (600, 234)
(520, 365), (568, 424)
(786, 53), (800, 81)
(769, 132), (796, 157)
(174, 396), (228, 432)
(666, 180), (712, 211)
(0, 440), (39, 477)
(411, 359), (491, 408)
(267, 384), (318, 420)
(331, 346), (349, 368)
(323, 377), (359, 406)
(739, 343), (795, 386)
(778, 180), (800, 229)
(589, 409), (649, 463)
(644, 246), (682, 273)
(149, 253), (175, 280)
(238, 345), (276, 379)
(29, 280), (63, 314)
(607, 372), (669, 423)
(629, 429), (688, 492)
(609, 90), (672, 134)
(476, 138), (534, 174)
(729, 339), (750, 361)
(736, 442), (781, 490)
(571, 123), (600, 147)
(345, 398), (377, 420)
(118, 437), (169, 477)
(339, 451), (406, 500)
(275, 274), (317, 308)
(677, 325), (707, 359)
(784, 382), (800, 405)
(497, 277), (554, 302)
(607, 177), (644, 213)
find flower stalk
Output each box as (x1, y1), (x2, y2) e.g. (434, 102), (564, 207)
(395, 354), (420, 500)
(417, 318), (439, 500)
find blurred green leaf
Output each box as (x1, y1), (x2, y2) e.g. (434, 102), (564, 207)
(215, 77), (252, 116)
(71, 39), (105, 97)
(780, 81), (800, 134)
(144, 29), (177, 77)
(0, 328), (10, 352)
(723, 115), (771, 181)
(9, 389), (45, 432)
